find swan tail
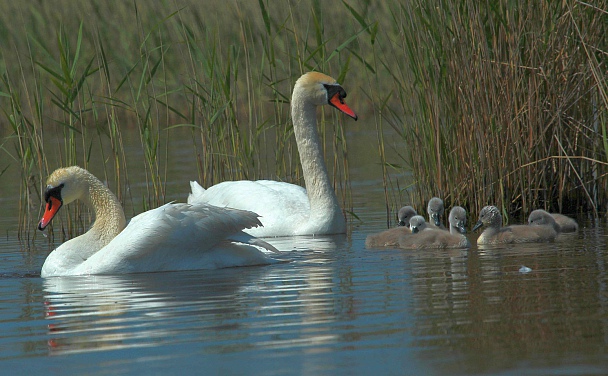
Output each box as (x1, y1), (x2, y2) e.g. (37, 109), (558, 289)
(244, 238), (281, 254)
(187, 181), (206, 204)
(228, 231), (281, 254)
(211, 241), (280, 267)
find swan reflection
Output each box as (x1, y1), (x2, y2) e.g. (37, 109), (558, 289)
(43, 236), (346, 356)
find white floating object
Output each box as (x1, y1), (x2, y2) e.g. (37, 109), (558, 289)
(519, 265), (532, 273)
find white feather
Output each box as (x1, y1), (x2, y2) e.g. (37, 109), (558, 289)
(187, 72), (357, 237)
(40, 167), (279, 277)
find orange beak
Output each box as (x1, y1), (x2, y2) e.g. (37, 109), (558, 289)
(329, 92), (358, 120)
(38, 196), (63, 231)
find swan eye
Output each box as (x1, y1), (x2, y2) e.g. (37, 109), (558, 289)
(324, 84), (347, 103)
(44, 183), (65, 203)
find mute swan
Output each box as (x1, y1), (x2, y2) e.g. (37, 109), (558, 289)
(38, 166), (279, 277)
(472, 205), (557, 245)
(188, 72), (358, 237)
(398, 206), (471, 249)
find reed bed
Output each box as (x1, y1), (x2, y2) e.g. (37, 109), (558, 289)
(0, 0), (606, 241)
(380, 1), (608, 220)
(0, 0), (371, 240)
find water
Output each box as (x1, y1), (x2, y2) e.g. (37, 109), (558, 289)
(1, 128), (608, 375)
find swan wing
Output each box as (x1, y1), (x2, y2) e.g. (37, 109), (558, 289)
(75, 203), (277, 274)
(188, 180), (310, 236)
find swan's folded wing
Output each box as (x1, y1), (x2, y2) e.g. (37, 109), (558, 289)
(227, 232), (281, 254)
(129, 203), (264, 247)
(82, 203), (273, 274)
(186, 180), (310, 237)
(188, 180), (307, 207)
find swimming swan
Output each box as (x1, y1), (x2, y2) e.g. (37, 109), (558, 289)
(527, 209), (578, 234)
(398, 206), (470, 249)
(365, 206), (418, 248)
(38, 166), (279, 277)
(473, 205), (557, 245)
(188, 72), (358, 237)
(550, 213), (579, 233)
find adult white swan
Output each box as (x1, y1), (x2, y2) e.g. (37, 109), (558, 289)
(38, 166), (279, 277)
(188, 72), (358, 237)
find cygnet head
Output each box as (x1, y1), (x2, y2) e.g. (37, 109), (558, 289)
(427, 197), (445, 227)
(528, 209), (560, 233)
(472, 205), (502, 232)
(409, 215), (428, 234)
(448, 206), (468, 234)
(398, 206), (418, 227)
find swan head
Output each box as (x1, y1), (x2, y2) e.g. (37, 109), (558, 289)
(472, 205), (501, 232)
(449, 206), (468, 234)
(294, 72), (358, 120)
(409, 215), (427, 234)
(397, 206), (417, 227)
(38, 166), (88, 230)
(427, 197), (445, 226)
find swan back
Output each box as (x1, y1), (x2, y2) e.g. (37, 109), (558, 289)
(73, 203), (274, 275)
(398, 228), (471, 249)
(365, 224), (411, 248)
(364, 210), (427, 249)
(473, 205), (557, 245)
(398, 207), (471, 250)
(528, 209), (561, 233)
(551, 213), (579, 233)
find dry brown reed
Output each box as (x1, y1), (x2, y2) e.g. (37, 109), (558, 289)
(0, 0), (369, 240)
(0, 0), (606, 239)
(380, 1), (608, 220)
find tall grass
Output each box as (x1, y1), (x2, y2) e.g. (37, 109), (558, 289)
(380, 1), (608, 220)
(0, 0), (606, 240)
(0, 0), (367, 240)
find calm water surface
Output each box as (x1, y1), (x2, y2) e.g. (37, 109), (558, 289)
(1, 128), (607, 375)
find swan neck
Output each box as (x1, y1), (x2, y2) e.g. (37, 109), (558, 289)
(83, 174), (126, 246)
(291, 96), (341, 218)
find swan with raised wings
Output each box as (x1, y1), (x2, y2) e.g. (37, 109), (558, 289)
(38, 166), (279, 277)
(188, 72), (358, 237)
